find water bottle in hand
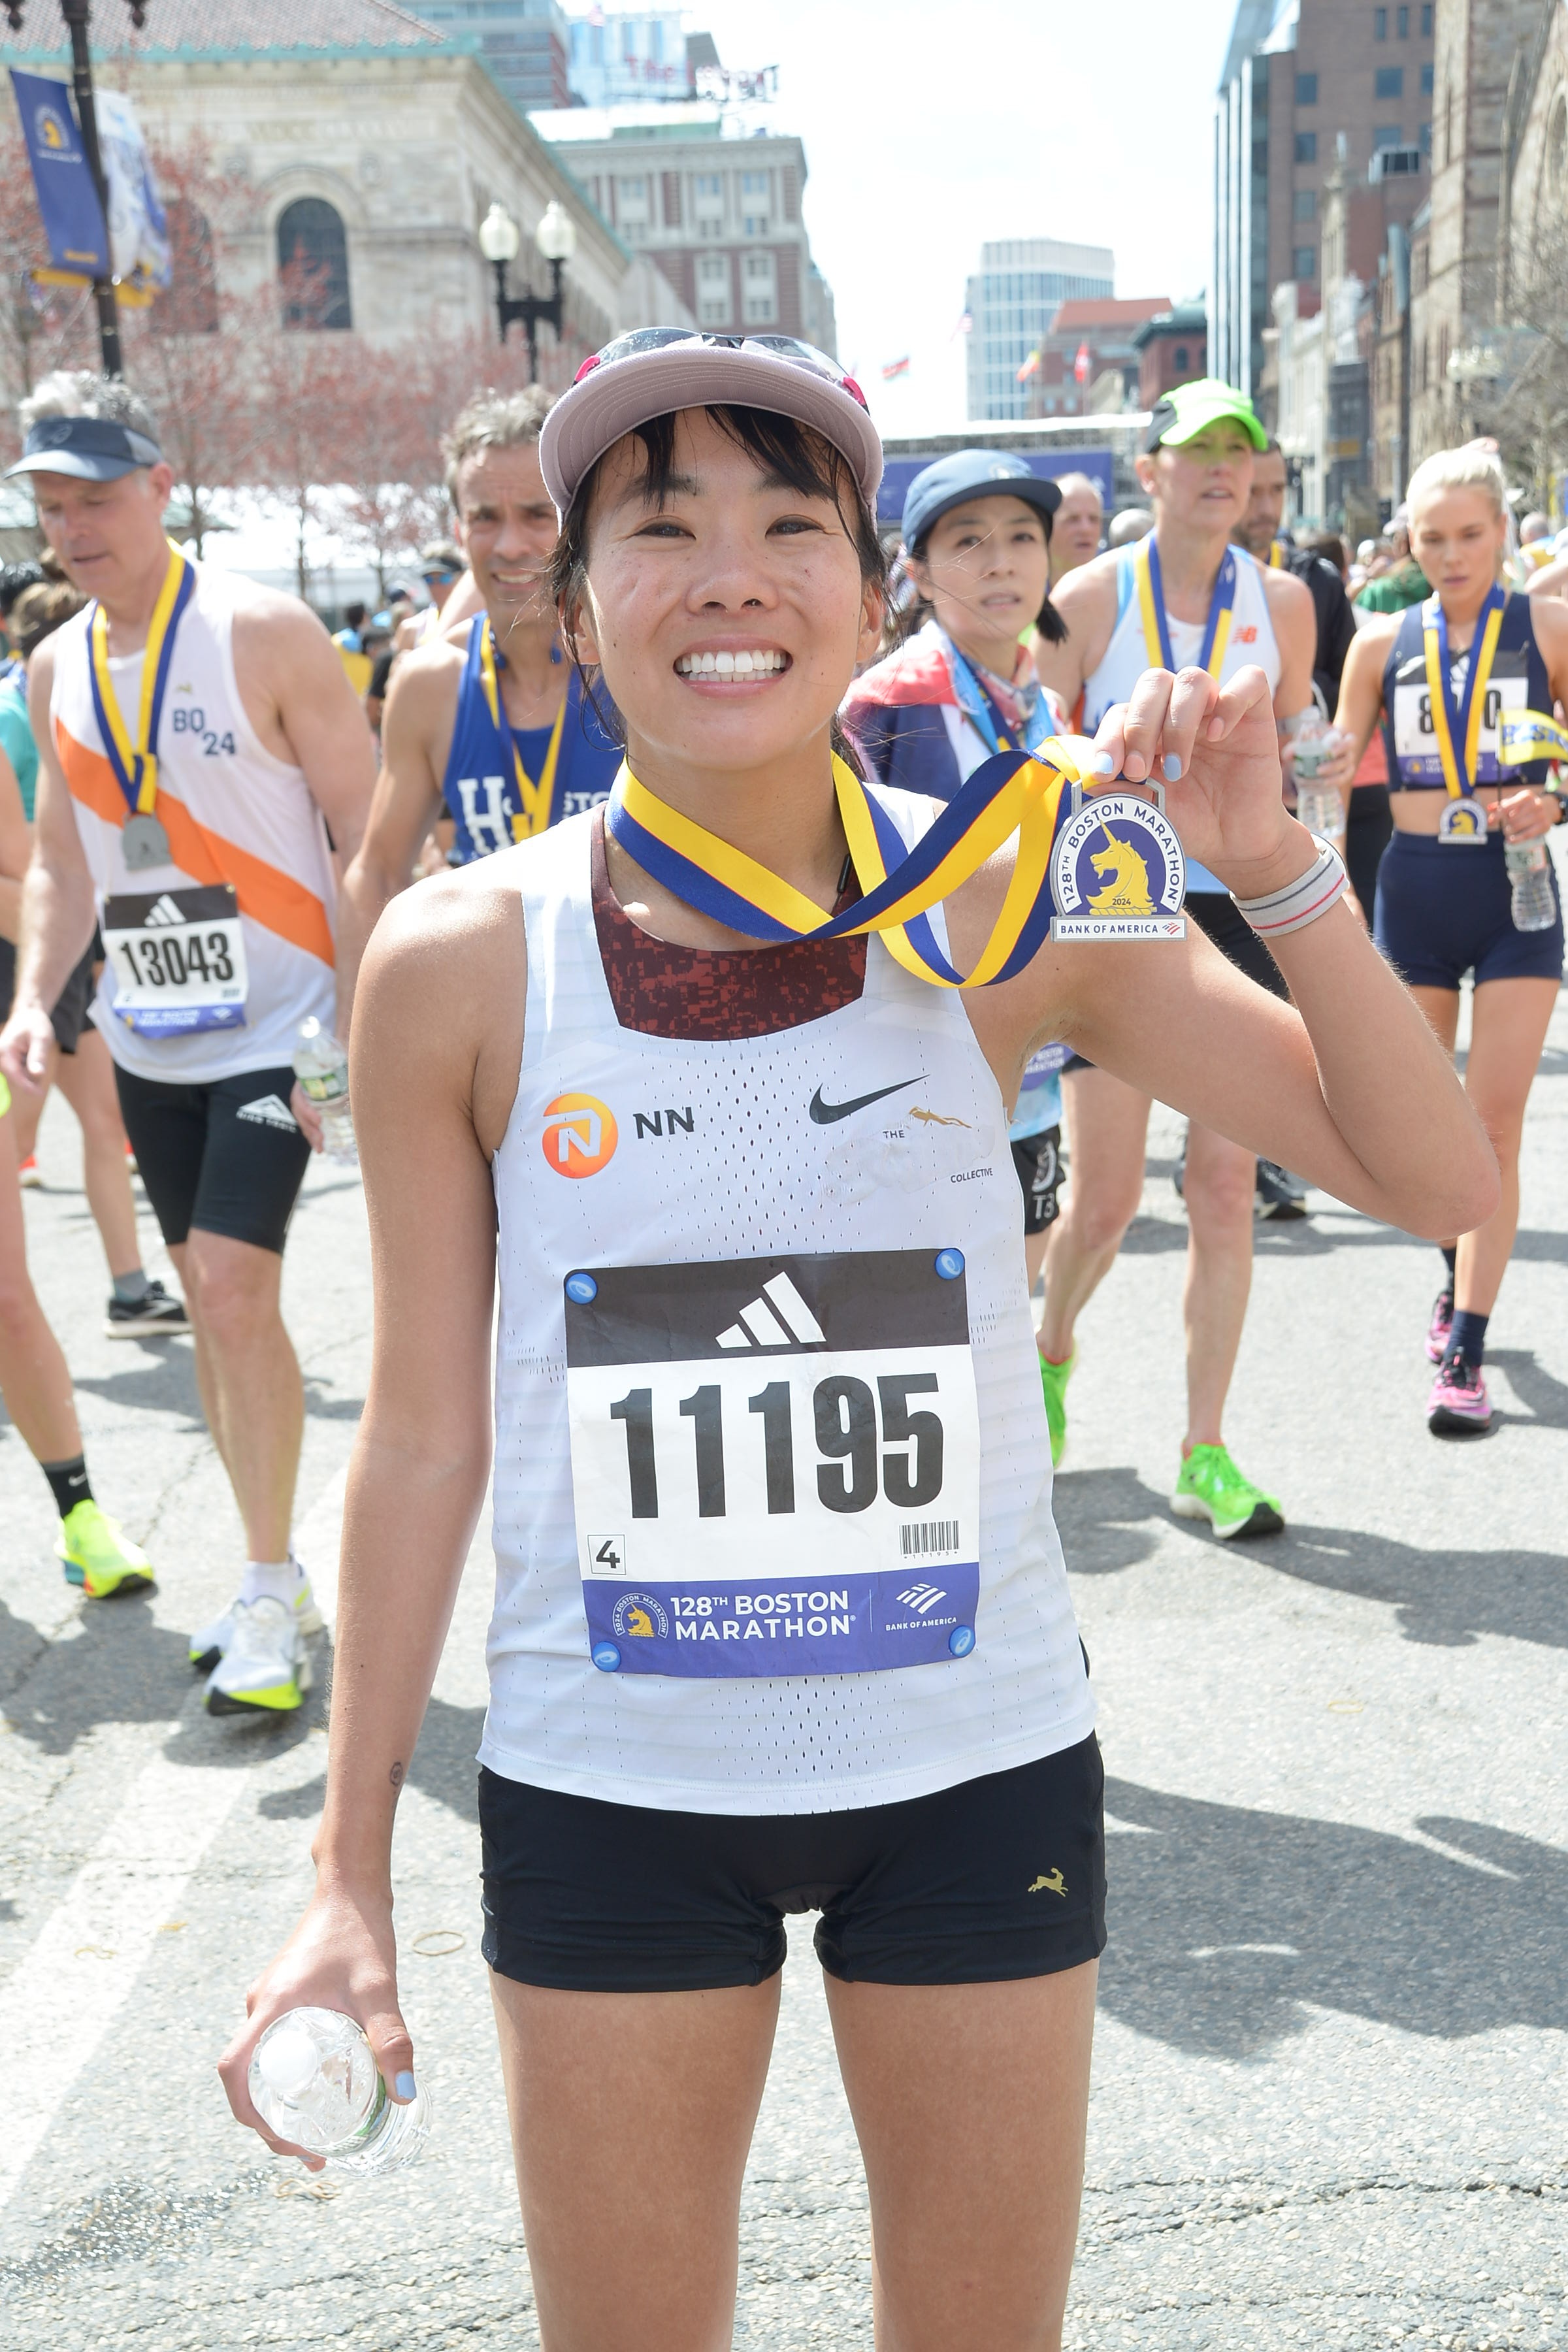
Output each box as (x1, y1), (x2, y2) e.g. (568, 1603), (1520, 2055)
(1504, 838), (1558, 932)
(1291, 713), (1347, 842)
(249, 2007), (431, 2175)
(292, 1019), (357, 1164)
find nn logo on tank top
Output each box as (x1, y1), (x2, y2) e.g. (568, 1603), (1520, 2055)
(542, 1092), (619, 1177)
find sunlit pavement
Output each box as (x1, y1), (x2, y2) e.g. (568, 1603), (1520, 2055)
(3, 962), (1565, 2349)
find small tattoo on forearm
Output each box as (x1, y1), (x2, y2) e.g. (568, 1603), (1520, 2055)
(389, 1761), (405, 1791)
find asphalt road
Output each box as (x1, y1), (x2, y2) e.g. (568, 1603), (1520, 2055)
(3, 957), (1565, 2351)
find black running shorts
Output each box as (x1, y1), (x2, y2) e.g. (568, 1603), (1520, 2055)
(1012, 1123), (1064, 1233)
(478, 1735), (1107, 1993)
(1186, 889), (1290, 1001)
(0, 936), (97, 1053)
(114, 1063), (312, 1254)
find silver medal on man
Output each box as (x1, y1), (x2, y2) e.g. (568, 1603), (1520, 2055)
(122, 813), (172, 872)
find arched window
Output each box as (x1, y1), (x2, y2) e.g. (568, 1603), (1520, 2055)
(276, 197), (351, 331)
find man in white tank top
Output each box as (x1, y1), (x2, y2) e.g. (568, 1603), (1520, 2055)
(0, 373), (376, 1715)
(1035, 380), (1318, 1533)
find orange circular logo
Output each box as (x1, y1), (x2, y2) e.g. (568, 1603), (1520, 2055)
(542, 1092), (618, 1179)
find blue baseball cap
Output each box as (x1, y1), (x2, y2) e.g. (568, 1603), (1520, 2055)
(6, 414), (163, 482)
(902, 449), (1062, 553)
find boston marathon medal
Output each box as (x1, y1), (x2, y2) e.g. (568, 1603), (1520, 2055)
(1048, 781), (1186, 942)
(121, 811), (172, 872)
(1437, 796), (1488, 845)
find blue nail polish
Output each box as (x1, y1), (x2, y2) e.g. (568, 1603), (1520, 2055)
(1164, 755), (1183, 783)
(1090, 752), (1115, 778)
(394, 2070), (417, 2101)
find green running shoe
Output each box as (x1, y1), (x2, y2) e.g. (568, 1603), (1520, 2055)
(1037, 1344), (1077, 1469)
(56, 1499), (156, 1598)
(1170, 1443), (1284, 1541)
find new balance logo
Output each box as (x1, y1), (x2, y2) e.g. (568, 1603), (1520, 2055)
(715, 1271), (826, 1351)
(235, 1094), (299, 1132)
(897, 1581), (947, 1614)
(144, 894), (188, 928)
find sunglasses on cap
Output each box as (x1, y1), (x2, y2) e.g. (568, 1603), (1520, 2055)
(572, 329), (870, 413)
(421, 568), (459, 585)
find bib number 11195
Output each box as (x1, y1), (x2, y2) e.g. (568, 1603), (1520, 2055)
(563, 1249), (982, 1678)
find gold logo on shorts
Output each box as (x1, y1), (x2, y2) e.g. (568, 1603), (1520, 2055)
(1027, 1869), (1067, 1896)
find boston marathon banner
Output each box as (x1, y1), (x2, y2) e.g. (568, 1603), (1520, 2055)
(9, 70), (109, 282)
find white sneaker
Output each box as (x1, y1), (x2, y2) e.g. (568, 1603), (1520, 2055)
(204, 1595), (315, 1716)
(190, 1560), (322, 1673)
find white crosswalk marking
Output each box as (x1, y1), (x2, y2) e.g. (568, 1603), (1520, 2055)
(2, 1467), (348, 2212)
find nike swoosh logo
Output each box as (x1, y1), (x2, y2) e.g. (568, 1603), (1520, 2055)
(809, 1077), (924, 1126)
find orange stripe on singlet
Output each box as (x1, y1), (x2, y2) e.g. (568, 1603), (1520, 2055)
(56, 719), (336, 968)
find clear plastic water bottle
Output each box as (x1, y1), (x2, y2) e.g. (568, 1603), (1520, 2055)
(292, 1018), (357, 1164)
(1504, 838), (1558, 932)
(1291, 712), (1347, 841)
(248, 2007), (431, 2175)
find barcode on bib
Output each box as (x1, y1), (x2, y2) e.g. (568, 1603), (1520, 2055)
(899, 1520), (960, 1559)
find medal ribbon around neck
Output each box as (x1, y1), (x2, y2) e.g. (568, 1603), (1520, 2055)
(1137, 538), (1237, 679)
(1497, 705), (1568, 768)
(1423, 587), (1505, 798)
(606, 742), (1092, 990)
(479, 616), (566, 839)
(87, 538), (195, 818)
(945, 637), (1053, 761)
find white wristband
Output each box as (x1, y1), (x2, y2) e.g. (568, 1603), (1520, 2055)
(1231, 840), (1348, 937)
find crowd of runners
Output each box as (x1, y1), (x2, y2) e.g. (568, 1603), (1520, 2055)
(0, 344), (1555, 2344)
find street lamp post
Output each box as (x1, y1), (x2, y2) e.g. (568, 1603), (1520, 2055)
(478, 200), (578, 384)
(4, 0), (148, 378)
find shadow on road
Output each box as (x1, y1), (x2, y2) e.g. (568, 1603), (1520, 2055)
(254, 1694), (483, 1827)
(1100, 1775), (1568, 2056)
(1056, 1465), (1568, 1650)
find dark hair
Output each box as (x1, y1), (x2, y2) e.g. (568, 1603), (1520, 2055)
(883, 502), (1066, 657)
(548, 404), (887, 760)
(0, 559), (44, 619)
(10, 577), (84, 659)
(1298, 527), (1347, 574)
(344, 601), (367, 630)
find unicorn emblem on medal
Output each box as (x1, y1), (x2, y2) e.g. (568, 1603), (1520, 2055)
(1049, 779), (1188, 941)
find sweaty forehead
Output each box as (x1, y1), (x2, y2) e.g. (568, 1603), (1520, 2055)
(458, 443), (549, 508)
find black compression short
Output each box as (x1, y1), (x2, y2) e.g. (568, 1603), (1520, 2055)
(1012, 1124), (1064, 1232)
(478, 1735), (1107, 1993)
(114, 1063), (312, 1254)
(1186, 889), (1289, 1000)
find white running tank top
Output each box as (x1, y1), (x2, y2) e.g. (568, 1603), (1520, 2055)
(1084, 540), (1281, 890)
(49, 561), (336, 1081)
(482, 796), (1094, 1814)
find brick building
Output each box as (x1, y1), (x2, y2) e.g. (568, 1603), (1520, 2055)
(1021, 296), (1172, 419)
(527, 102), (836, 353)
(1130, 304), (1209, 407)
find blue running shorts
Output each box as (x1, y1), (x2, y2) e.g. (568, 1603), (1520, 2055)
(1374, 828), (1564, 990)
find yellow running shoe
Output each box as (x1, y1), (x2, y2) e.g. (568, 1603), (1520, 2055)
(56, 1499), (156, 1598)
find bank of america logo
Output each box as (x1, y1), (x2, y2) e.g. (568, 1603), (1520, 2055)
(715, 1271), (826, 1351)
(144, 894), (188, 928)
(897, 1581), (948, 1613)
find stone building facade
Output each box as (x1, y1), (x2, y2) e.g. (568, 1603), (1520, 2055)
(527, 102), (836, 354)
(1, 0), (690, 361)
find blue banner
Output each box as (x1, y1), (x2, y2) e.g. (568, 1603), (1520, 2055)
(877, 446), (1115, 528)
(10, 71), (108, 279)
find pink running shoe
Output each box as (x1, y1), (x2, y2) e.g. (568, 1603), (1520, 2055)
(1424, 1286), (1454, 1364)
(1428, 1354), (1492, 1437)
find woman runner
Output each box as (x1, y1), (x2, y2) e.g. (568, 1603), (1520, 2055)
(221, 335), (1494, 2349)
(1324, 444), (1567, 1435)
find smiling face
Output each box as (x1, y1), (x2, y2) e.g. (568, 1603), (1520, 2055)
(563, 406), (883, 785)
(454, 442), (559, 627)
(1137, 419), (1257, 537)
(908, 494), (1050, 670)
(29, 463), (174, 605)
(1409, 485), (1507, 610)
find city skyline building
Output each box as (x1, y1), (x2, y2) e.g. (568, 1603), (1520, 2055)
(406, 0), (573, 114)
(964, 239), (1115, 422)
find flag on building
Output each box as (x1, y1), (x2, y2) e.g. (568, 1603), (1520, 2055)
(1074, 342), (1092, 384)
(952, 308), (973, 339)
(881, 355), (911, 381)
(1016, 348), (1041, 384)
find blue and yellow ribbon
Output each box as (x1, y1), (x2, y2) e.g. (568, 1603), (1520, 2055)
(1137, 538), (1237, 680)
(478, 617), (566, 839)
(86, 538), (195, 817)
(606, 744), (1086, 989)
(1422, 587), (1505, 800)
(1498, 706), (1568, 767)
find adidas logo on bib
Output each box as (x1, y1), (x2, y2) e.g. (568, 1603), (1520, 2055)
(714, 1271), (826, 1352)
(142, 894), (189, 928)
(236, 1094), (298, 1132)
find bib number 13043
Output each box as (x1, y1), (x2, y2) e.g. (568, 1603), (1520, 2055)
(564, 1248), (982, 1678)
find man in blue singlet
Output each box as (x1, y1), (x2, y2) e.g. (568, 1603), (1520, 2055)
(314, 390), (621, 1124)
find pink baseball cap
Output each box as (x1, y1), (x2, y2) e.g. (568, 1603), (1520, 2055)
(539, 329), (883, 518)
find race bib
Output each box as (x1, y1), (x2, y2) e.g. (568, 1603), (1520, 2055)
(101, 885), (248, 1037)
(1390, 655), (1529, 785)
(564, 1247), (983, 1678)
